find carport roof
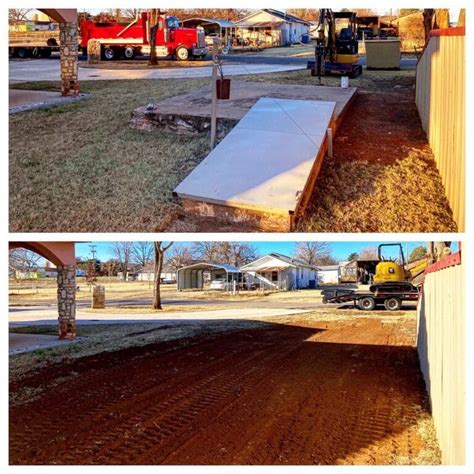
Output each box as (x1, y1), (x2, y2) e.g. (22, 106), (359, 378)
(178, 262), (241, 273)
(181, 18), (237, 28)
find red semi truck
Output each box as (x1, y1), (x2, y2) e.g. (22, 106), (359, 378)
(80, 12), (208, 61)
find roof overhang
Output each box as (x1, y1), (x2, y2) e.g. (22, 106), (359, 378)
(178, 262), (240, 273)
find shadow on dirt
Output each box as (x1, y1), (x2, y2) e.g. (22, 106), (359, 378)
(10, 318), (429, 465)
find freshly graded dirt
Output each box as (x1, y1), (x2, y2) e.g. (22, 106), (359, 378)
(10, 316), (438, 465)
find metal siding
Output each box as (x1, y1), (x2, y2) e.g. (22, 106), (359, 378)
(416, 262), (464, 464)
(416, 34), (465, 230)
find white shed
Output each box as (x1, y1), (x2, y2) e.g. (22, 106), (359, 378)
(240, 253), (318, 290)
(317, 265), (340, 285)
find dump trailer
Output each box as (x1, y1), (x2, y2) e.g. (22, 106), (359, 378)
(9, 30), (60, 58)
(80, 12), (208, 61)
(322, 284), (420, 311)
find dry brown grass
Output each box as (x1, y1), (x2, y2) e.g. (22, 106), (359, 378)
(296, 149), (457, 232)
(9, 67), (455, 232)
(80, 304), (232, 314)
(9, 78), (211, 232)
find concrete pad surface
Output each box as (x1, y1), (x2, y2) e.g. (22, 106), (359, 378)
(9, 59), (304, 82)
(9, 333), (82, 355)
(9, 307), (312, 327)
(150, 81), (356, 122)
(175, 97), (335, 213)
(9, 88), (88, 113)
(9, 89), (61, 108)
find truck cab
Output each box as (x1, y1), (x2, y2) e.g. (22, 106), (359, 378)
(80, 11), (208, 61)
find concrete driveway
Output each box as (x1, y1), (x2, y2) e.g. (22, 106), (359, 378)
(9, 59), (304, 83)
(9, 306), (313, 327)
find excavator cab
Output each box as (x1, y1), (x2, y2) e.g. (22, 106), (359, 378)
(332, 12), (359, 65)
(308, 9), (362, 80)
(373, 243), (406, 284)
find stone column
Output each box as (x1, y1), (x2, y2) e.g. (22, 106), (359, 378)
(59, 21), (79, 96)
(57, 264), (77, 339)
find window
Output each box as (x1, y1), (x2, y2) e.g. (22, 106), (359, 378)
(271, 271), (278, 282)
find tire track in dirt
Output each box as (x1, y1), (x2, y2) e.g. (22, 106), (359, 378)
(10, 332), (270, 462)
(10, 318), (434, 465)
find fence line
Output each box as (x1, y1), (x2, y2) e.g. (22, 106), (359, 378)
(415, 28), (465, 231)
(416, 258), (464, 464)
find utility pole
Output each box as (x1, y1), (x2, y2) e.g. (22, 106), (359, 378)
(89, 243), (97, 261)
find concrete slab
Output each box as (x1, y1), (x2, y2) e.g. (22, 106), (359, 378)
(9, 88), (88, 114)
(130, 81), (356, 136)
(9, 307), (312, 327)
(9, 333), (82, 355)
(174, 97), (335, 225)
(9, 89), (61, 108)
(9, 59), (304, 83)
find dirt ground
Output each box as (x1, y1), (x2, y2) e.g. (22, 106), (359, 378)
(10, 314), (440, 465)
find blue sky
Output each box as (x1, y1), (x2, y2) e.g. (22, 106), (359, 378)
(75, 241), (440, 262)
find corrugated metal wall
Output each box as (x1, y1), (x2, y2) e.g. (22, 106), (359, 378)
(415, 31), (465, 231)
(416, 261), (464, 464)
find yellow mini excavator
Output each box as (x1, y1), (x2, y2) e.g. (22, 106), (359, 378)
(322, 243), (431, 311)
(307, 9), (363, 81)
(370, 243), (429, 293)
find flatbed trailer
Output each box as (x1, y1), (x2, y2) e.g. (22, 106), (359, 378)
(322, 285), (419, 311)
(9, 30), (60, 58)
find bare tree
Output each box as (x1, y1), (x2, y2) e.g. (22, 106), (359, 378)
(110, 242), (133, 281)
(191, 242), (258, 266)
(132, 242), (153, 268)
(359, 246), (379, 260)
(422, 9), (450, 44)
(153, 242), (173, 309)
(9, 9), (32, 25)
(9, 249), (42, 280)
(294, 242), (335, 266)
(101, 259), (120, 278)
(148, 8), (160, 66)
(287, 9), (320, 22)
(122, 9), (140, 19)
(166, 8), (249, 22)
(166, 245), (194, 272)
(191, 242), (218, 262)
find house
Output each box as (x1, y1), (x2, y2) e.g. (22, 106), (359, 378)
(240, 253), (317, 290)
(316, 265), (340, 285)
(236, 9), (311, 47)
(136, 264), (177, 283)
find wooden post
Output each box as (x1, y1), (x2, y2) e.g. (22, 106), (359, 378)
(327, 128), (333, 158)
(210, 38), (220, 150)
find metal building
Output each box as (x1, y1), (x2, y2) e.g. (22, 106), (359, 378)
(177, 262), (241, 291)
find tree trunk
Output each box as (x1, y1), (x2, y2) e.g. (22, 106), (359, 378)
(423, 9), (435, 44)
(153, 244), (164, 309)
(149, 9), (160, 66)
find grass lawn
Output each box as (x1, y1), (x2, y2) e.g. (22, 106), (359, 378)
(9, 68), (456, 232)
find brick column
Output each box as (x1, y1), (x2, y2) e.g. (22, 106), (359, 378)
(57, 265), (77, 339)
(59, 21), (79, 96)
